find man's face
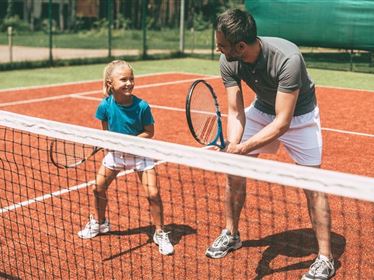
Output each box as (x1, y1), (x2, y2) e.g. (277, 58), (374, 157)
(215, 31), (243, 62)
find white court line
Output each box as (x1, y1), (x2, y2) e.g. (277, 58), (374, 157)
(72, 95), (374, 138)
(321, 128), (373, 138)
(0, 179), (96, 214)
(188, 72), (374, 93)
(1, 70), (372, 93)
(0, 71), (204, 93)
(1, 76), (372, 137)
(0, 90), (99, 107)
(0, 74), (372, 213)
(0, 161), (167, 214)
(1, 146), (212, 213)
(316, 84), (374, 93)
(0, 76), (219, 108)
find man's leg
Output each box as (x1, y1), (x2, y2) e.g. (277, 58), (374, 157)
(225, 175), (247, 234)
(301, 166), (335, 280)
(205, 175), (245, 258)
(304, 189), (332, 257)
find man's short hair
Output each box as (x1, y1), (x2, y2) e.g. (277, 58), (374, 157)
(215, 9), (257, 45)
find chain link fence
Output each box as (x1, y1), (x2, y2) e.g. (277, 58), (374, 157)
(0, 0), (243, 67)
(0, 0), (372, 73)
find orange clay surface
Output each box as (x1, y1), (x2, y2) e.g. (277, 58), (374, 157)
(0, 73), (373, 279)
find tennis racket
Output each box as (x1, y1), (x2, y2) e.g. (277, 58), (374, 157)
(49, 139), (102, 169)
(185, 79), (225, 149)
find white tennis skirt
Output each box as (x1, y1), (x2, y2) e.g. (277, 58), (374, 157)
(103, 151), (155, 171)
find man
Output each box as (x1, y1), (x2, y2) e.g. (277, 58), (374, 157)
(205, 8), (335, 280)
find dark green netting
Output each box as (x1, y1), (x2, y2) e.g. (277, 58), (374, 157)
(245, 0), (374, 50)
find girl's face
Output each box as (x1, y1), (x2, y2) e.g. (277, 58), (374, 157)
(108, 65), (135, 101)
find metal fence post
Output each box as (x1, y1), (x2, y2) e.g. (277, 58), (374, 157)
(142, 0), (147, 58)
(211, 24), (215, 60)
(108, 0), (113, 58)
(48, 0), (53, 66)
(179, 0), (185, 54)
(7, 26), (13, 63)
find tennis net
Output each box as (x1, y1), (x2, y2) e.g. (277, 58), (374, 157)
(0, 110), (373, 279)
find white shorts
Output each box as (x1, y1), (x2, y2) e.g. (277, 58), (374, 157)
(103, 151), (155, 171)
(242, 106), (322, 166)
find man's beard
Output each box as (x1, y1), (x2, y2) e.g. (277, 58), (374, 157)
(225, 54), (242, 62)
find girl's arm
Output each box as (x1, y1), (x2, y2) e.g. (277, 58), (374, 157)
(137, 124), (154, 138)
(101, 121), (108, 131)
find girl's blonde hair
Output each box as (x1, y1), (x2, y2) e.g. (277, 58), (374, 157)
(102, 60), (133, 96)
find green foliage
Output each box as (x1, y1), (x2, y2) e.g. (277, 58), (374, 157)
(192, 12), (210, 31)
(1, 15), (30, 32)
(114, 14), (132, 30)
(130, 31), (141, 41)
(41, 18), (58, 34)
(93, 18), (109, 30)
(72, 17), (90, 31)
(5, 0), (15, 18)
(70, 17), (97, 31)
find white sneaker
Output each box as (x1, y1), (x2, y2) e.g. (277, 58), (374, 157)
(78, 215), (110, 239)
(301, 255), (335, 280)
(205, 229), (242, 259)
(153, 230), (174, 255)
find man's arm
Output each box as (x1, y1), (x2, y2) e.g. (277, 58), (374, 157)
(225, 85), (245, 145)
(227, 89), (299, 154)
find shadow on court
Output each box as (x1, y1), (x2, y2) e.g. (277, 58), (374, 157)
(103, 223), (196, 261)
(0, 272), (22, 280)
(241, 228), (346, 279)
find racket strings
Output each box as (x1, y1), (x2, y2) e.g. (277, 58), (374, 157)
(51, 140), (94, 167)
(189, 85), (219, 145)
(199, 116), (217, 143)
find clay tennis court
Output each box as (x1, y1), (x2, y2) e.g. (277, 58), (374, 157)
(0, 72), (373, 279)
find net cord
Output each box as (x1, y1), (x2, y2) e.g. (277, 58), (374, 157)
(1, 110), (373, 202)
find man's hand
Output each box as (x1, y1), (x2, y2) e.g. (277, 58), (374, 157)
(205, 142), (246, 154)
(222, 141), (245, 154)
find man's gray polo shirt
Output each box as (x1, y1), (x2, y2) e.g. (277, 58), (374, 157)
(220, 36), (316, 116)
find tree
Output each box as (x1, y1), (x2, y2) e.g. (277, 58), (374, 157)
(6, 0), (15, 19)
(67, 0), (76, 30)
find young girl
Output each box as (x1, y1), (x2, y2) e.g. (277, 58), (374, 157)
(78, 60), (174, 256)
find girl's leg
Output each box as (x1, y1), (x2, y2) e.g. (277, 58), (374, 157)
(139, 168), (174, 255)
(94, 164), (119, 223)
(138, 168), (163, 231)
(78, 164), (119, 239)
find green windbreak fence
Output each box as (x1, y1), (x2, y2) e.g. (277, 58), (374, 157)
(245, 0), (374, 51)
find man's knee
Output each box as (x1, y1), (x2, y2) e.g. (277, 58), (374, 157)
(227, 175), (246, 193)
(304, 189), (328, 202)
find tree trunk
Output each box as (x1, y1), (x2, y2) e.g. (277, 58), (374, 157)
(115, 0), (120, 28)
(59, 0), (65, 31)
